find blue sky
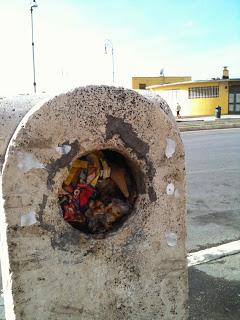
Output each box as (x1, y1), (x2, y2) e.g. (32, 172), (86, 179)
(0, 0), (239, 94)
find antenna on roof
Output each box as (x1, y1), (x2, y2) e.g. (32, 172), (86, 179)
(160, 68), (164, 76)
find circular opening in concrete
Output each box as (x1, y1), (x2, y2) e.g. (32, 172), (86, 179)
(58, 149), (137, 235)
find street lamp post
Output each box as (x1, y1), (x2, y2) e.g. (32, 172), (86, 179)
(30, 0), (38, 93)
(104, 39), (115, 85)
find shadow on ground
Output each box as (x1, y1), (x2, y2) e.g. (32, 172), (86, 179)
(189, 267), (240, 320)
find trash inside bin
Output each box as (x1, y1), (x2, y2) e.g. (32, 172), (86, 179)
(58, 149), (137, 235)
(215, 106), (221, 118)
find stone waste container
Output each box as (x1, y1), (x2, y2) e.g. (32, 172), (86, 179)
(0, 93), (49, 171)
(0, 86), (188, 320)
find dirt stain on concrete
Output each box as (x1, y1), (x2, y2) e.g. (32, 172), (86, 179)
(46, 139), (80, 190)
(106, 115), (157, 202)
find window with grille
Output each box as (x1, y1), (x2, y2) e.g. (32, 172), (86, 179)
(188, 86), (219, 99)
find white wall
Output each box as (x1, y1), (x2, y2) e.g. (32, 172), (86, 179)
(157, 90), (189, 116)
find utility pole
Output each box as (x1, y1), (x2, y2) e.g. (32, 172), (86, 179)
(104, 39), (115, 85)
(30, 0), (38, 93)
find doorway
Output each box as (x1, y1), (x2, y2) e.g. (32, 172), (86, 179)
(229, 85), (240, 114)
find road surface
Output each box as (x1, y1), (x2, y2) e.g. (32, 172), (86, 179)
(182, 128), (240, 319)
(182, 128), (240, 252)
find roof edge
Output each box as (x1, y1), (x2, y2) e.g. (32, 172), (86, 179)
(147, 78), (240, 89)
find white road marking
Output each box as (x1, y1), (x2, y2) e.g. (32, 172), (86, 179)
(188, 240), (240, 267)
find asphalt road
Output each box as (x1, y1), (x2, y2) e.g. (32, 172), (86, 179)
(182, 128), (240, 252)
(189, 254), (240, 320)
(183, 128), (240, 320)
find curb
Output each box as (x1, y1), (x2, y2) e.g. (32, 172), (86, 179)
(178, 122), (240, 132)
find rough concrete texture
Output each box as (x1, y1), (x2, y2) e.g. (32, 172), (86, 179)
(0, 294), (4, 320)
(0, 94), (49, 170)
(0, 86), (187, 320)
(137, 90), (176, 124)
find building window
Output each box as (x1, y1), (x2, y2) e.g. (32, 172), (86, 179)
(188, 86), (219, 99)
(139, 83), (146, 89)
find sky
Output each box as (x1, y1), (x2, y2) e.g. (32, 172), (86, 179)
(0, 0), (240, 95)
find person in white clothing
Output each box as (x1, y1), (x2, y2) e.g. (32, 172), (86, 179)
(176, 102), (181, 118)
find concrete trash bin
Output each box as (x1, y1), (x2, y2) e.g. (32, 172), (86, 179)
(0, 86), (188, 320)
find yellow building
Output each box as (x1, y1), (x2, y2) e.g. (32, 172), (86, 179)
(133, 68), (240, 117)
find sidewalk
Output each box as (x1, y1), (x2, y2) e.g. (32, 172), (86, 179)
(177, 115), (240, 132)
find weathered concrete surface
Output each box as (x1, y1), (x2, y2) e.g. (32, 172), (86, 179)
(0, 294), (5, 320)
(139, 90), (176, 124)
(0, 86), (187, 320)
(0, 95), (49, 320)
(0, 94), (49, 170)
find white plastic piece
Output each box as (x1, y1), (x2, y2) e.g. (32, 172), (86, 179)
(55, 144), (71, 155)
(165, 138), (176, 159)
(20, 211), (37, 226)
(17, 152), (44, 172)
(166, 183), (175, 195)
(165, 232), (177, 247)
